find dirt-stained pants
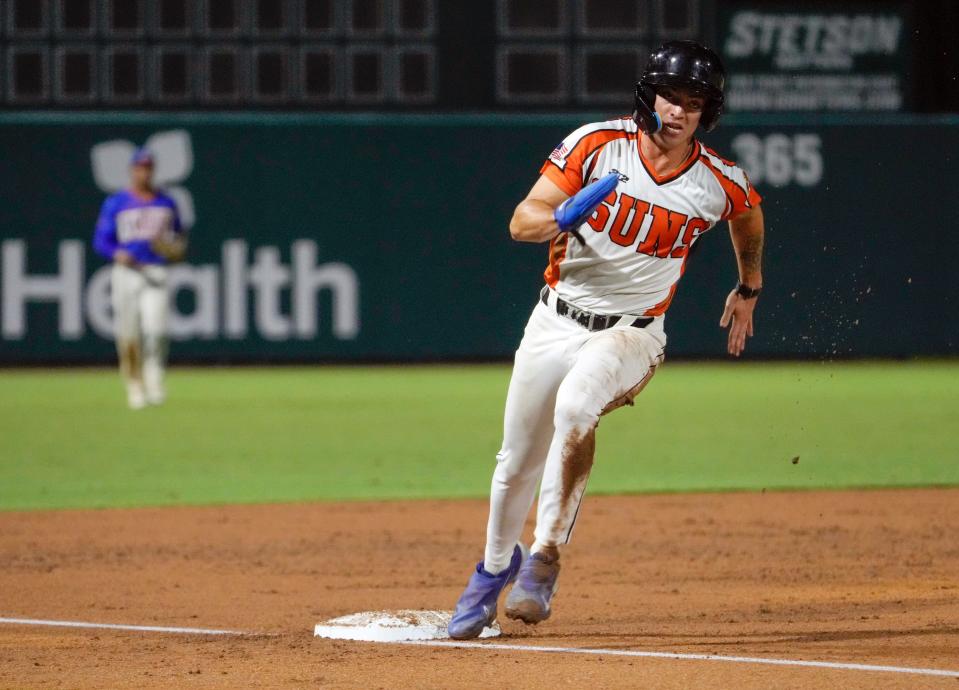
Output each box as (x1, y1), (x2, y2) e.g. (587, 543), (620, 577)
(483, 288), (666, 573)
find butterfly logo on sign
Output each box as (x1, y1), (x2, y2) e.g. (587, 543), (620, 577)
(89, 129), (195, 230)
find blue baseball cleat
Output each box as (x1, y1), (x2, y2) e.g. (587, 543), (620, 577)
(448, 543), (528, 640)
(504, 552), (561, 625)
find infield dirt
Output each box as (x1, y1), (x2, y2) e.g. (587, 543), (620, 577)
(1, 489), (957, 689)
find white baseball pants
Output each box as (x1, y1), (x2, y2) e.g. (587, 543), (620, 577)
(111, 263), (169, 402)
(483, 288), (666, 573)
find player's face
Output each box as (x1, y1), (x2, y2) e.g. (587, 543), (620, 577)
(130, 162), (154, 188)
(653, 86), (705, 145)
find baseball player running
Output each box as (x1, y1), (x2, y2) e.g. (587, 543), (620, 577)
(449, 41), (765, 639)
(93, 147), (186, 409)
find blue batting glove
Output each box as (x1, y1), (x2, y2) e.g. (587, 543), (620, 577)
(554, 171), (621, 234)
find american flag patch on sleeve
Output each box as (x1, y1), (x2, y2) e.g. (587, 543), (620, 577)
(549, 142), (569, 166)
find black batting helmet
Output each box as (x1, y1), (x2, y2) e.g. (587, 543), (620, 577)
(633, 40), (726, 133)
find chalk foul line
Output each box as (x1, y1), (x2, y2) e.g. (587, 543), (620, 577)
(2, 616), (957, 679)
(391, 639), (959, 679)
(0, 616), (250, 637)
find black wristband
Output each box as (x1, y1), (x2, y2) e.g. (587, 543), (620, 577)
(735, 282), (762, 299)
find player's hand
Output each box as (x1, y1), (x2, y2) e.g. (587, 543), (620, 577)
(553, 171), (621, 242)
(719, 290), (757, 357)
(113, 249), (137, 267)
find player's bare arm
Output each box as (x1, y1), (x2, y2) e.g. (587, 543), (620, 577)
(720, 204), (765, 357)
(508, 175), (569, 243)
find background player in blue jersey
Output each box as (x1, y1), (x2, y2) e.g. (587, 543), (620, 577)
(93, 147), (187, 409)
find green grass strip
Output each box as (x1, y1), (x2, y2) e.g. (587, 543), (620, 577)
(0, 362), (956, 511)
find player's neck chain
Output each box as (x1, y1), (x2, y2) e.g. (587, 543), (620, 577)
(672, 139), (696, 170)
(643, 135), (696, 177)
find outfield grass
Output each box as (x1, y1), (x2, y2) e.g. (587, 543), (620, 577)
(0, 362), (957, 511)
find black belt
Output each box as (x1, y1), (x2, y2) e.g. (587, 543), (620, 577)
(540, 286), (653, 332)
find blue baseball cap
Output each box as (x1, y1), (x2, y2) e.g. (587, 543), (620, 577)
(130, 147), (155, 166)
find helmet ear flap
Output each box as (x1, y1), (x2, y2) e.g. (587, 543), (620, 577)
(700, 98), (723, 132)
(632, 82), (662, 134)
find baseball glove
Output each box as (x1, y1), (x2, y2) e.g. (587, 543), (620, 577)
(150, 233), (188, 263)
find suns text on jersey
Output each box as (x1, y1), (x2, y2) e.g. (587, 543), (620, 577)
(586, 190), (710, 258)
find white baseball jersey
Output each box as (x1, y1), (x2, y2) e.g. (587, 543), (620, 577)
(541, 117), (762, 317)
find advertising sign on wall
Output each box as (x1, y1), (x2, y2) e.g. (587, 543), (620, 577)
(0, 113), (956, 362)
(720, 2), (912, 111)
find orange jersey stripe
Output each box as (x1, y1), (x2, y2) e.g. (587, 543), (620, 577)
(643, 283), (678, 316)
(541, 164), (580, 197)
(703, 144), (737, 167)
(637, 131), (700, 185)
(541, 130), (634, 196)
(544, 232), (570, 288)
(698, 154), (761, 220)
(642, 252), (691, 316)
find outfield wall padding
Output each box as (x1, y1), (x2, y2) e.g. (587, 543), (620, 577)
(0, 112), (956, 362)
